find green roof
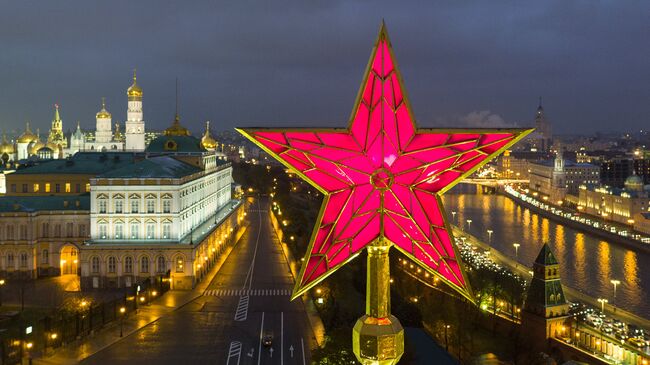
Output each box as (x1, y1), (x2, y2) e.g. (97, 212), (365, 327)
(145, 135), (206, 153)
(98, 156), (202, 179)
(0, 195), (89, 212)
(534, 243), (558, 266)
(13, 152), (136, 175)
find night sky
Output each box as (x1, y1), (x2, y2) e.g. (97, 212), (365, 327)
(0, 1), (648, 136)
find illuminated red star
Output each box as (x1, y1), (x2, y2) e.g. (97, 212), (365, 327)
(238, 24), (531, 300)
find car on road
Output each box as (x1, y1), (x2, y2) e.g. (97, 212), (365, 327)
(262, 334), (273, 347)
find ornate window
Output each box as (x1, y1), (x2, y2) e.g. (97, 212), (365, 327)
(156, 256), (166, 273)
(131, 200), (139, 214)
(115, 199), (123, 214)
(6, 253), (14, 268)
(115, 223), (123, 239)
(124, 256), (133, 273)
(91, 257), (100, 273)
(130, 222), (139, 239)
(147, 199), (155, 213)
(146, 223), (155, 239)
(163, 200), (171, 213)
(99, 200), (107, 214)
(99, 223), (107, 239)
(140, 256), (149, 273)
(175, 256), (184, 273)
(19, 252), (28, 268)
(108, 256), (116, 273)
(162, 223), (171, 239)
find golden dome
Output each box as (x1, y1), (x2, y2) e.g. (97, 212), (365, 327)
(164, 114), (191, 136)
(0, 133), (14, 154)
(17, 122), (37, 143)
(28, 129), (45, 155)
(96, 98), (112, 119)
(127, 70), (143, 98)
(201, 121), (217, 150)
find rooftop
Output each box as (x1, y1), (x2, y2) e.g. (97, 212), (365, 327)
(534, 243), (558, 266)
(0, 194), (89, 213)
(13, 152), (136, 175)
(98, 155), (202, 179)
(146, 135), (206, 154)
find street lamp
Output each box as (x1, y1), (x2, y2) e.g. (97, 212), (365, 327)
(610, 279), (620, 298)
(444, 324), (451, 352)
(0, 279), (5, 306)
(119, 306), (126, 337)
(597, 298), (608, 313)
(451, 211), (457, 224)
(487, 229), (493, 242)
(466, 219), (472, 232)
(513, 243), (520, 268)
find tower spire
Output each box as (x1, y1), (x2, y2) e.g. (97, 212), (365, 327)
(175, 77), (179, 120)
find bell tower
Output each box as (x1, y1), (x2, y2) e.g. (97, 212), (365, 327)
(125, 70), (146, 151)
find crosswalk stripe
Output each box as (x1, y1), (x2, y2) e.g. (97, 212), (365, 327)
(204, 288), (292, 297)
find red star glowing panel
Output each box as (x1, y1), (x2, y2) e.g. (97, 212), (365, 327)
(238, 24), (532, 300)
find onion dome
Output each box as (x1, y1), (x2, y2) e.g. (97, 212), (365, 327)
(164, 114), (191, 136)
(127, 70), (143, 99)
(28, 129), (45, 155)
(17, 122), (37, 143)
(0, 133), (14, 154)
(96, 97), (112, 119)
(201, 121), (217, 150)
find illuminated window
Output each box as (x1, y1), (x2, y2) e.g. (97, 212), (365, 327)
(115, 223), (123, 239)
(65, 183), (71, 193)
(147, 200), (155, 213)
(99, 224), (107, 239)
(115, 200), (123, 214)
(162, 223), (171, 239)
(175, 257), (184, 273)
(131, 200), (139, 214)
(146, 224), (155, 239)
(33, 183), (40, 192)
(163, 200), (171, 213)
(45, 183), (51, 193)
(130, 223), (139, 239)
(99, 200), (107, 214)
(85, 183), (90, 192)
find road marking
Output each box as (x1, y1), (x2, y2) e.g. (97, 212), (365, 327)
(257, 312), (265, 365)
(234, 295), (250, 321)
(204, 288), (292, 297)
(281, 311), (284, 365)
(226, 341), (242, 365)
(301, 338), (306, 365)
(289, 345), (294, 358)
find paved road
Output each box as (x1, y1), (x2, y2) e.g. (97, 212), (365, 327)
(82, 196), (314, 364)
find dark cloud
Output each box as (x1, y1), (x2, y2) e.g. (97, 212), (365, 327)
(0, 1), (648, 136)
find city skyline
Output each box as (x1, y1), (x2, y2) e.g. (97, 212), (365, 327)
(1, 1), (649, 135)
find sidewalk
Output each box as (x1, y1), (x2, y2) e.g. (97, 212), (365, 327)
(34, 225), (248, 365)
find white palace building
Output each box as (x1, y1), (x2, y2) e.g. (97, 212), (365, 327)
(0, 111), (243, 291)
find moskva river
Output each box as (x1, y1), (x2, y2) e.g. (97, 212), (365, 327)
(442, 185), (650, 319)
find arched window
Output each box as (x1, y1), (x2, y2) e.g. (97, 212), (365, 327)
(156, 256), (166, 273)
(140, 256), (149, 273)
(108, 256), (116, 273)
(19, 252), (28, 268)
(124, 256), (133, 273)
(91, 256), (100, 273)
(175, 256), (184, 273)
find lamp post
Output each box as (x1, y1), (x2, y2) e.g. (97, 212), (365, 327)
(119, 306), (126, 337)
(512, 243), (520, 268)
(451, 211), (457, 224)
(597, 298), (608, 314)
(444, 324), (450, 352)
(0, 279), (5, 306)
(465, 219), (472, 232)
(610, 279), (620, 299)
(486, 229), (493, 243)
